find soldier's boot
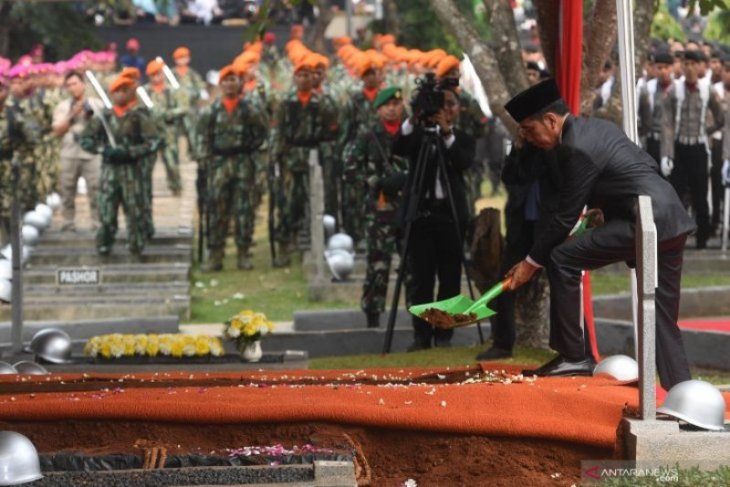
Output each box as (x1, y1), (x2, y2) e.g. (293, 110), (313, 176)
(272, 242), (291, 268)
(202, 248), (224, 272)
(237, 246), (254, 271)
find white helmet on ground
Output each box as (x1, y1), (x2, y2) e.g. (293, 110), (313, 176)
(657, 380), (727, 431)
(0, 431), (43, 485)
(28, 328), (73, 364)
(593, 355), (639, 381)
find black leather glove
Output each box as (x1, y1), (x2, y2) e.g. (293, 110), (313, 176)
(103, 146), (130, 164)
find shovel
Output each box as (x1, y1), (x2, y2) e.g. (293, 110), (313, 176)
(408, 278), (512, 329)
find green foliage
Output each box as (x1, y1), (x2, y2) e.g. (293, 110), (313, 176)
(688, 0), (730, 16)
(651, 4), (687, 42)
(376, 0), (489, 54)
(6, 3), (102, 60)
(704, 9), (730, 43)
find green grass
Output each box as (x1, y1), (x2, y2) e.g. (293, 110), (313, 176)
(590, 272), (730, 296)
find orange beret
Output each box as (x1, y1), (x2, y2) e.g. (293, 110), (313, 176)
(109, 76), (134, 93)
(119, 67), (141, 80)
(294, 58), (314, 73)
(310, 53), (330, 69)
(218, 65), (238, 81)
(173, 47), (190, 60)
(380, 34), (396, 45)
(436, 55), (460, 78)
(146, 59), (163, 76)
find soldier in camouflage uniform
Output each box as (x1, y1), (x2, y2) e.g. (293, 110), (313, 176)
(270, 59), (339, 267)
(195, 65), (268, 271)
(343, 87), (408, 328)
(118, 67), (156, 239)
(436, 56), (488, 219)
(145, 59), (186, 195)
(340, 56), (384, 246)
(172, 47), (204, 150)
(7, 67), (41, 214)
(79, 76), (162, 257)
(0, 77), (38, 245)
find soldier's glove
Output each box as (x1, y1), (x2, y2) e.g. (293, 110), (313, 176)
(660, 156), (674, 178)
(379, 172), (407, 196)
(722, 160), (730, 187)
(103, 146), (130, 164)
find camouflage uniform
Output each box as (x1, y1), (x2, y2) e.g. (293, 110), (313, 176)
(79, 104), (162, 255)
(0, 101), (37, 244)
(340, 88), (380, 244)
(174, 66), (204, 149)
(196, 96), (267, 269)
(343, 122), (408, 316)
(145, 83), (187, 194)
(7, 95), (41, 214)
(270, 90), (339, 261)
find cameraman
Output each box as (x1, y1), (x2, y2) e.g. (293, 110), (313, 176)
(52, 71), (103, 232)
(393, 86), (475, 351)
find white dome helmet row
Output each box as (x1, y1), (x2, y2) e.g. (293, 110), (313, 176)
(325, 231), (355, 281)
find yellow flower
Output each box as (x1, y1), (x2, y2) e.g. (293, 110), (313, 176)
(100, 342), (112, 359)
(170, 341), (184, 357)
(195, 338), (210, 356)
(146, 340), (160, 356)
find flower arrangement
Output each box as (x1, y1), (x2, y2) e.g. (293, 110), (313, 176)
(224, 309), (274, 353)
(83, 334), (224, 359)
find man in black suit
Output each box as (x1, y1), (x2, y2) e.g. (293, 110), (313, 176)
(393, 88), (475, 351)
(503, 79), (695, 390)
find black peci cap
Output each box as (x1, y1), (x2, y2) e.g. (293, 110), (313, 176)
(654, 51), (674, 65)
(683, 50), (703, 62)
(504, 78), (563, 123)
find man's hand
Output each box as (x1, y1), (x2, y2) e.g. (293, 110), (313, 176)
(584, 208), (604, 228)
(505, 259), (539, 291)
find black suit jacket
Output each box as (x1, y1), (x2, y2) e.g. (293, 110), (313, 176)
(529, 116), (696, 265)
(392, 124), (474, 227)
(502, 143), (562, 245)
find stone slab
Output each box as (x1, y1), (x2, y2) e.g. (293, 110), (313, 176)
(294, 309), (413, 331)
(592, 286), (730, 321)
(594, 318), (730, 370)
(23, 263), (190, 285)
(621, 418), (730, 469)
(0, 299), (190, 321)
(28, 245), (192, 266)
(0, 315), (179, 342)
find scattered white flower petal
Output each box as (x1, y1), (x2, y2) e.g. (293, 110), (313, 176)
(210, 279), (219, 287)
(233, 292), (245, 299)
(440, 400), (447, 407)
(404, 479), (418, 487)
(378, 398), (385, 405)
(195, 281), (205, 288)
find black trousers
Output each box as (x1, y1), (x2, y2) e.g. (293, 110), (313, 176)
(547, 220), (691, 389)
(645, 137), (660, 165)
(408, 205), (463, 345)
(671, 142), (710, 243)
(710, 139), (724, 228)
(490, 220), (534, 351)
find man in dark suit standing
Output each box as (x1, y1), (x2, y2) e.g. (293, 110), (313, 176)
(393, 88), (475, 351)
(503, 79), (695, 390)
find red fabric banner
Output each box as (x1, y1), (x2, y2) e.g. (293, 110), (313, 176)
(556, 0), (583, 114)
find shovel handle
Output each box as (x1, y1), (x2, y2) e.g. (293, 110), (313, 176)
(465, 278), (512, 313)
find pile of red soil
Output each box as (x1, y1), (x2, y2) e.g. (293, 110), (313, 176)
(2, 420), (611, 486)
(420, 308), (477, 328)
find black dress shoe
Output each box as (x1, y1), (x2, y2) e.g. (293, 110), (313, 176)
(476, 346), (513, 361)
(407, 340), (432, 352)
(524, 356), (594, 377)
(521, 355), (564, 376)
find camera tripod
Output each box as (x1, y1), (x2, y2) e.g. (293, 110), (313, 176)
(382, 125), (485, 353)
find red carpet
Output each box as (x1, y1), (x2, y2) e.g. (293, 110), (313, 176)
(0, 364), (728, 451)
(679, 317), (730, 333)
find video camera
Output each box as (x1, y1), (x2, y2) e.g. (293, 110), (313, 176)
(411, 72), (459, 124)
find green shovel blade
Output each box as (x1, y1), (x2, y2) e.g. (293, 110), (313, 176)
(408, 281), (508, 326)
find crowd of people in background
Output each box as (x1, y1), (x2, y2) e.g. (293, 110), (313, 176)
(1, 17), (729, 351)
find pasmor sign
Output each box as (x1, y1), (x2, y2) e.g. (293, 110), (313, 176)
(57, 268), (102, 286)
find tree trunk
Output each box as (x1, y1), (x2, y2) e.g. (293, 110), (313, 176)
(429, 0), (518, 135)
(383, 0), (401, 38)
(580, 0), (618, 115)
(633, 0), (657, 78)
(482, 0), (528, 96)
(515, 273), (550, 349)
(533, 0), (559, 76)
(307, 0), (333, 54)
